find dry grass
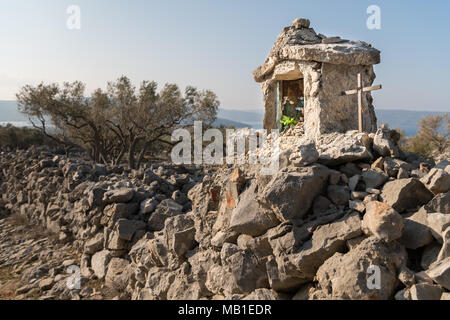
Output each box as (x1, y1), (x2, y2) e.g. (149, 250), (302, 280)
(0, 267), (21, 300)
(7, 213), (59, 243)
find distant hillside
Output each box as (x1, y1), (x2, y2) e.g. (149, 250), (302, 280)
(217, 108), (264, 129)
(376, 109), (448, 136)
(1, 101), (447, 136)
(212, 118), (250, 128)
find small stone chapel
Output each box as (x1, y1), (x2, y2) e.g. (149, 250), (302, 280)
(253, 18), (382, 139)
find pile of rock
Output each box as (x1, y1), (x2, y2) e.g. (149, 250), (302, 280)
(125, 127), (449, 300)
(0, 147), (206, 299)
(1, 125), (449, 300)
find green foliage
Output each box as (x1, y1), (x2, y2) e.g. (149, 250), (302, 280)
(401, 114), (449, 159)
(0, 124), (57, 150)
(16, 76), (220, 168)
(280, 115), (298, 131)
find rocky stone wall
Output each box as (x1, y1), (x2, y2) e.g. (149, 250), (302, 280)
(1, 128), (450, 300)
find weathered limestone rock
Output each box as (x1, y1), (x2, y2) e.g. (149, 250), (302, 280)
(103, 202), (139, 227)
(116, 219), (146, 241)
(312, 195), (333, 217)
(373, 127), (402, 158)
(229, 182), (279, 237)
(317, 132), (373, 166)
(164, 215), (197, 258)
(39, 278), (54, 291)
(288, 140), (319, 167)
(348, 175), (361, 191)
(205, 265), (240, 296)
(427, 212), (450, 241)
(383, 157), (411, 178)
(362, 201), (404, 242)
(421, 243), (442, 270)
(220, 244), (269, 294)
(421, 168), (450, 195)
(380, 178), (434, 213)
(327, 185), (350, 206)
(91, 250), (111, 279)
(436, 226), (450, 262)
(148, 199), (183, 231)
(253, 25), (379, 83)
(140, 198), (158, 215)
(409, 283), (443, 300)
(102, 188), (135, 205)
(105, 258), (131, 291)
(400, 207), (433, 249)
(261, 165), (330, 222)
(361, 169), (388, 189)
(424, 191), (450, 214)
(426, 257), (450, 290)
(266, 255), (305, 293)
(292, 18), (310, 29)
(84, 232), (104, 255)
(291, 212), (362, 280)
(315, 237), (407, 300)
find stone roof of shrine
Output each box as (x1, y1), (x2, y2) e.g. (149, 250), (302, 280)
(253, 18), (381, 82)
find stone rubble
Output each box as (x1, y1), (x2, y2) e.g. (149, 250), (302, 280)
(0, 126), (449, 300)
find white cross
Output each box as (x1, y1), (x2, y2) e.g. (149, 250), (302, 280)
(342, 73), (382, 132)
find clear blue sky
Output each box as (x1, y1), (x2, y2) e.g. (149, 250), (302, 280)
(0, 0), (449, 112)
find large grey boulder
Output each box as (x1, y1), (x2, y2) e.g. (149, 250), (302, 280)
(362, 201), (404, 242)
(424, 191), (450, 214)
(220, 244), (268, 294)
(102, 188), (135, 205)
(148, 199), (183, 231)
(116, 219), (147, 241)
(164, 215), (197, 258)
(91, 250), (111, 280)
(261, 165), (330, 221)
(105, 258), (131, 291)
(103, 202), (139, 227)
(229, 182), (279, 237)
(421, 243), (442, 270)
(315, 237), (407, 300)
(400, 207), (433, 249)
(380, 178), (434, 213)
(427, 212), (450, 241)
(426, 257), (450, 290)
(288, 140), (319, 167)
(139, 198), (158, 215)
(84, 232), (104, 255)
(436, 226), (450, 263)
(266, 255), (306, 292)
(317, 132), (373, 166)
(373, 127), (402, 158)
(290, 212), (362, 280)
(361, 169), (388, 189)
(382, 157), (411, 178)
(409, 283), (443, 300)
(421, 168), (450, 195)
(327, 185), (350, 206)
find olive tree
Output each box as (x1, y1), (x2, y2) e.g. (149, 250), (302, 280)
(17, 76), (219, 168)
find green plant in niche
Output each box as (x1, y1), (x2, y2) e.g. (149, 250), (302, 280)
(280, 115), (298, 131)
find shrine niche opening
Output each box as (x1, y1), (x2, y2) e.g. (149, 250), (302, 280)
(276, 78), (305, 131)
